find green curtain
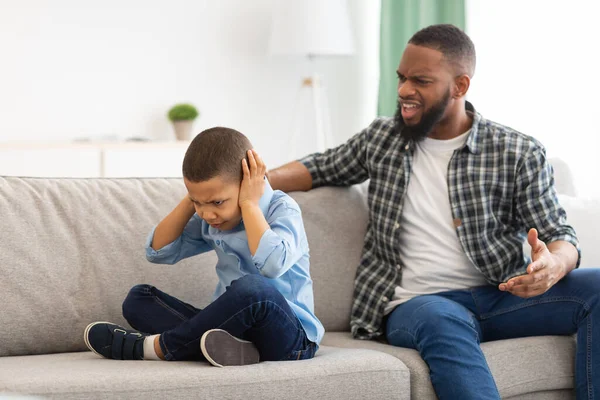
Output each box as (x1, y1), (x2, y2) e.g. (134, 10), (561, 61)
(377, 0), (466, 117)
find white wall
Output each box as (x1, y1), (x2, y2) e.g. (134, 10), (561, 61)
(0, 0), (380, 169)
(466, 0), (600, 196)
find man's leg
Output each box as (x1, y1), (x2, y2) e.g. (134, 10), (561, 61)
(158, 274), (315, 362)
(385, 294), (501, 400)
(472, 268), (600, 400)
(122, 284), (200, 334)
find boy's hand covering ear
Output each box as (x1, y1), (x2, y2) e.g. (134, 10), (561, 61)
(239, 149), (266, 208)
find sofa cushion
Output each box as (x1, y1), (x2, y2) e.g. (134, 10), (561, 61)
(0, 346), (410, 400)
(322, 332), (575, 399)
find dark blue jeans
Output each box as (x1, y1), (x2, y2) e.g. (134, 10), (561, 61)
(385, 268), (600, 400)
(122, 274), (317, 362)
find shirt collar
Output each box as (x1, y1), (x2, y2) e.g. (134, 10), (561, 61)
(463, 101), (483, 155)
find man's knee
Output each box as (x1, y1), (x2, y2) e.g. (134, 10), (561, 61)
(564, 268), (600, 302)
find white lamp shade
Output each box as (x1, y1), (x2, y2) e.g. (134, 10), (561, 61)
(268, 0), (355, 57)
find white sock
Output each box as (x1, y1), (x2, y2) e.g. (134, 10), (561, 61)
(143, 335), (161, 361)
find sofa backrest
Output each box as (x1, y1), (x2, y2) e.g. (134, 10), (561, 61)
(548, 157), (577, 197)
(0, 177), (367, 356)
(1, 162), (592, 357)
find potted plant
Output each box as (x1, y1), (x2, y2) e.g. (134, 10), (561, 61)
(168, 103), (199, 141)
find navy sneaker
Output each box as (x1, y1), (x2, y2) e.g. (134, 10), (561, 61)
(84, 321), (146, 360)
(200, 329), (260, 367)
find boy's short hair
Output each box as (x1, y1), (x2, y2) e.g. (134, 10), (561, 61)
(182, 127), (252, 183)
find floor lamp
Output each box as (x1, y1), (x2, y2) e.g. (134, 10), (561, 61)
(268, 0), (354, 160)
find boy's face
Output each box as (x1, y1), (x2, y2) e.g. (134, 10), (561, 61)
(184, 176), (242, 231)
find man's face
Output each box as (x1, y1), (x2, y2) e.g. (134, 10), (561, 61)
(184, 176), (242, 231)
(394, 44), (455, 141)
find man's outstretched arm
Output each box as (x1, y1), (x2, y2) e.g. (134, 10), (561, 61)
(269, 122), (377, 192)
(267, 161), (313, 193)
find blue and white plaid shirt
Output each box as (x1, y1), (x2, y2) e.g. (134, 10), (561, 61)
(300, 102), (580, 340)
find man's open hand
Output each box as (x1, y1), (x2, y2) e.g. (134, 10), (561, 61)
(498, 228), (567, 298)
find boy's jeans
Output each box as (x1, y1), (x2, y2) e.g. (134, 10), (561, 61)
(122, 274), (317, 362)
(385, 268), (600, 400)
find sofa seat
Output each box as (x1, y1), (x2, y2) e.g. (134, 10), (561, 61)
(323, 332), (575, 399)
(0, 346), (410, 400)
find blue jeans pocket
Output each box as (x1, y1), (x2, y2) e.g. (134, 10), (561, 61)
(286, 341), (317, 361)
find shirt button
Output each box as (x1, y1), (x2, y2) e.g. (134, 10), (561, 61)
(394, 222), (400, 230)
(382, 296), (389, 303)
(216, 240), (221, 245)
(404, 144), (410, 150)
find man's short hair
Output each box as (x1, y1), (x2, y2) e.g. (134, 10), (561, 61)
(409, 24), (476, 77)
(182, 127), (252, 183)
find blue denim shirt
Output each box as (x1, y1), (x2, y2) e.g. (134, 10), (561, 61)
(145, 181), (324, 345)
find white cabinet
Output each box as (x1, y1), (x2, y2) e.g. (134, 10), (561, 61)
(102, 143), (188, 178)
(0, 142), (190, 178)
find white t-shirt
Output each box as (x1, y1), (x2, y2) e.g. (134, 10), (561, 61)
(384, 131), (488, 314)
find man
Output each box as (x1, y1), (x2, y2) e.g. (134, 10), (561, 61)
(268, 24), (599, 399)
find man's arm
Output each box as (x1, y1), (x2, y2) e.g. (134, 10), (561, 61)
(546, 240), (578, 276)
(500, 229), (578, 297)
(500, 147), (580, 297)
(268, 161), (313, 192)
(513, 147), (580, 269)
(269, 122), (377, 192)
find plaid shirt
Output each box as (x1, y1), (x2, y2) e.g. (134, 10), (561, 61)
(300, 103), (580, 340)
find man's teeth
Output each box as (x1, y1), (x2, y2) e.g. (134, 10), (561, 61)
(403, 104), (418, 108)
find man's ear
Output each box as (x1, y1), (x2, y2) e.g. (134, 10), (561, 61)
(453, 74), (471, 99)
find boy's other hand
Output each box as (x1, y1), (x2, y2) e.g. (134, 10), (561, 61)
(239, 149), (266, 209)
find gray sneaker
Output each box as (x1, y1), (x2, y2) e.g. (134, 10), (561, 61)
(200, 329), (260, 367)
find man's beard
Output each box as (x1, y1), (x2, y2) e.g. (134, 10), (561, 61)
(393, 89), (451, 142)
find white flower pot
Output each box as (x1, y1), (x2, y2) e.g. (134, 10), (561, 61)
(172, 120), (195, 141)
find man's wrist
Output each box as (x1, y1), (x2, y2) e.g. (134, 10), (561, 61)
(550, 252), (569, 279)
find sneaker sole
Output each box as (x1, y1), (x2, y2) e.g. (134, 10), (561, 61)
(84, 321), (115, 358)
(200, 329), (260, 367)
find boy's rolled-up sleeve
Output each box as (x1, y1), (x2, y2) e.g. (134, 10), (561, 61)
(146, 214), (212, 264)
(251, 200), (308, 279)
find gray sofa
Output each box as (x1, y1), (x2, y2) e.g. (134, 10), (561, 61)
(0, 173), (589, 399)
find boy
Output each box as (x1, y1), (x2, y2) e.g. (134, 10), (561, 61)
(84, 127), (323, 366)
